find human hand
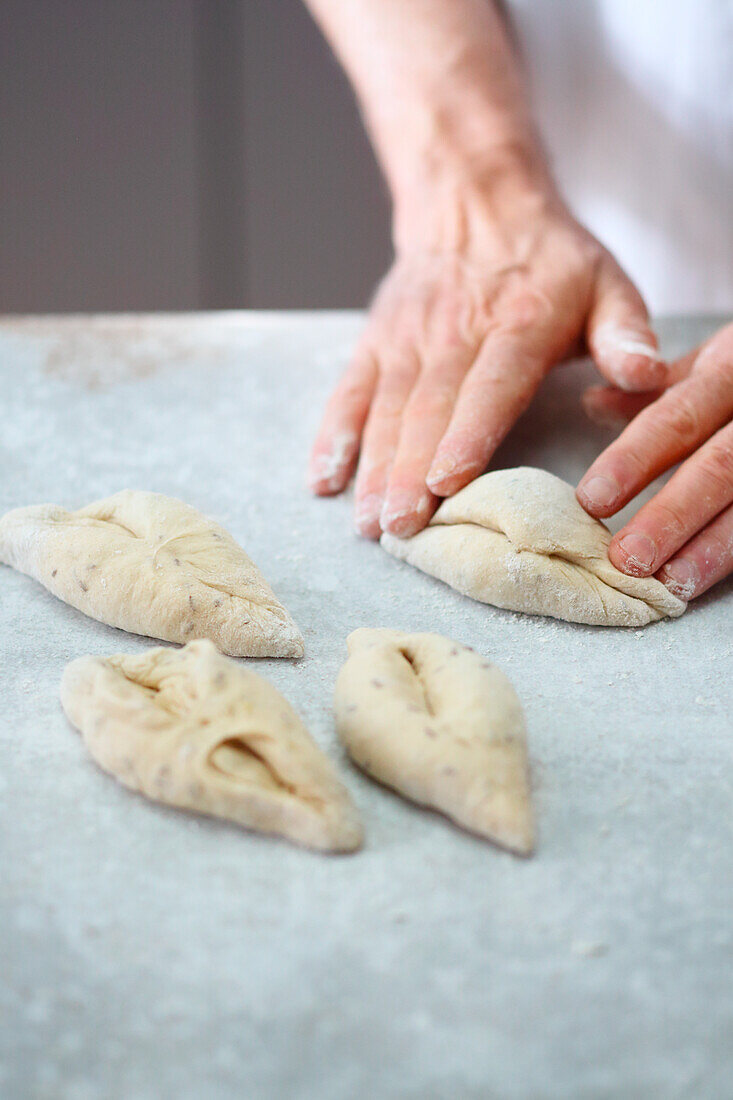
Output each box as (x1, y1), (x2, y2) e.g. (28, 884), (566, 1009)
(577, 322), (733, 600)
(309, 181), (665, 539)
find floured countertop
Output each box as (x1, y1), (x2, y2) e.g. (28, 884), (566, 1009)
(1, 312), (731, 1099)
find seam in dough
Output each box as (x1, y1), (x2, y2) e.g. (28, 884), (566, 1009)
(381, 467), (686, 627)
(61, 639), (363, 853)
(335, 628), (534, 856)
(0, 490), (304, 657)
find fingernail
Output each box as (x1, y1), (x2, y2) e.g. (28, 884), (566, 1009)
(595, 324), (659, 362)
(308, 465), (339, 493)
(308, 433), (357, 491)
(354, 494), (383, 535)
(614, 335), (660, 361)
(580, 475), (619, 510)
(381, 492), (430, 534)
(659, 558), (699, 600)
(427, 454), (457, 486)
(593, 325), (666, 390)
(616, 356), (667, 393)
(617, 532), (657, 574)
(309, 454), (335, 481)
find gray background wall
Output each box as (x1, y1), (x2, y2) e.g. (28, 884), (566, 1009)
(0, 0), (392, 312)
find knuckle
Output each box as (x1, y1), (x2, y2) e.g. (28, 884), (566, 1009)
(410, 292), (486, 351)
(374, 393), (407, 418)
(407, 383), (456, 420)
(699, 438), (733, 488)
(695, 333), (733, 377)
(648, 499), (689, 542)
(618, 448), (650, 486)
(428, 295), (470, 344)
(373, 365), (417, 415)
(332, 356), (375, 404)
(704, 526), (732, 564)
(336, 378), (372, 406)
(345, 343), (377, 374)
(498, 287), (552, 331)
(698, 358), (733, 405)
(384, 352), (419, 384)
(647, 391), (701, 448)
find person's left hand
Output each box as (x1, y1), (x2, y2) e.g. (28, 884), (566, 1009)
(577, 322), (733, 601)
(308, 177), (667, 539)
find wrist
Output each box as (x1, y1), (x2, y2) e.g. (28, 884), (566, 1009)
(390, 135), (562, 255)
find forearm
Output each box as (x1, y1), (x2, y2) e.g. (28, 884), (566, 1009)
(307, 0), (668, 547)
(303, 0), (555, 240)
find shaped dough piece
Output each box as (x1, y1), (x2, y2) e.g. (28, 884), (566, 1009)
(0, 490), (304, 656)
(61, 639), (362, 852)
(335, 629), (534, 856)
(381, 467), (686, 627)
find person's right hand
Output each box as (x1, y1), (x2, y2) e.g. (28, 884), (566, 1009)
(308, 181), (665, 539)
(579, 321), (733, 600)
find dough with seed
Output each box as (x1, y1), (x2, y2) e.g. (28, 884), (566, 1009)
(61, 639), (362, 853)
(381, 467), (686, 627)
(0, 490), (303, 656)
(334, 629), (534, 856)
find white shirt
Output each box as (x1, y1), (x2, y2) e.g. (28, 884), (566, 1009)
(508, 0), (733, 313)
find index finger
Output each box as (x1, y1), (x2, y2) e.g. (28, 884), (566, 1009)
(426, 335), (550, 496)
(577, 360), (733, 517)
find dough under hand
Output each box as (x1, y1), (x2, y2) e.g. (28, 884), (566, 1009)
(334, 629), (534, 856)
(61, 639), (362, 853)
(0, 490), (304, 657)
(381, 467), (686, 627)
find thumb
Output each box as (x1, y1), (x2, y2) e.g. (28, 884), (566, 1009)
(582, 345), (700, 429)
(586, 256), (667, 392)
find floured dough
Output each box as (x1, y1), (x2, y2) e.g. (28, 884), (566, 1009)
(381, 467), (686, 627)
(0, 490), (304, 656)
(61, 639), (362, 853)
(334, 629), (534, 855)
